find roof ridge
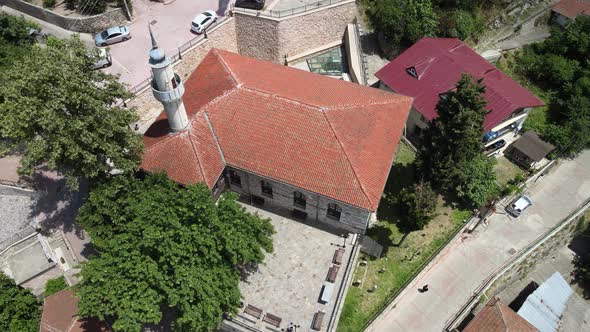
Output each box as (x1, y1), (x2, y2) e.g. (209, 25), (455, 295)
(203, 111), (226, 164)
(187, 123), (208, 188)
(212, 49), (240, 86)
(496, 302), (510, 331)
(144, 126), (181, 151)
(320, 110), (372, 207)
(326, 96), (413, 111)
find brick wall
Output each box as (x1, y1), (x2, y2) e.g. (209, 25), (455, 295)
(234, 0), (358, 63)
(225, 167), (371, 234)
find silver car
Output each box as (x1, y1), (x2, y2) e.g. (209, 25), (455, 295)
(506, 195), (532, 218)
(95, 26), (131, 46)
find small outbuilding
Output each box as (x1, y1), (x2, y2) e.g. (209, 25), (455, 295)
(551, 0), (590, 26)
(504, 131), (555, 169)
(463, 297), (537, 332)
(40, 289), (111, 332)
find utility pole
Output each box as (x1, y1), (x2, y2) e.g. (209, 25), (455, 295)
(122, 0), (132, 21)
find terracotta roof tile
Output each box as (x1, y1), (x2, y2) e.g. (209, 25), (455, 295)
(40, 289), (110, 332)
(463, 298), (538, 332)
(553, 0), (590, 18)
(142, 49), (412, 211)
(375, 38), (544, 132)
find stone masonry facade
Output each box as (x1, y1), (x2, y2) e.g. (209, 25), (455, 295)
(225, 167), (371, 234)
(234, 0), (358, 63)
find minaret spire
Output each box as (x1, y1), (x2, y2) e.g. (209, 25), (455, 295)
(148, 26), (188, 132)
(148, 24), (158, 49)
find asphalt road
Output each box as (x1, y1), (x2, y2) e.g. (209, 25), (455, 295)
(103, 0), (234, 88)
(367, 150), (590, 332)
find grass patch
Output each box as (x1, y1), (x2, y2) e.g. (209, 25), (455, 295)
(44, 276), (68, 297)
(337, 142), (470, 332)
(493, 156), (523, 187)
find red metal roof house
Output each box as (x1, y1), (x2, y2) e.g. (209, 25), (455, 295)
(142, 49), (412, 233)
(375, 38), (544, 146)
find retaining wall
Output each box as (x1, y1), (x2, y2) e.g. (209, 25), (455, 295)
(234, 0), (358, 63)
(0, 0), (128, 33)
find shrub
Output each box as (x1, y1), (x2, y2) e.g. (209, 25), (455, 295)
(396, 181), (437, 233)
(64, 0), (79, 10)
(45, 276), (68, 296)
(43, 0), (56, 8)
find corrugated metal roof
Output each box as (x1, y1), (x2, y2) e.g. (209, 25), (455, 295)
(517, 272), (573, 332)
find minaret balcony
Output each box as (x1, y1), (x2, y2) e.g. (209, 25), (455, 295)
(152, 73), (185, 103)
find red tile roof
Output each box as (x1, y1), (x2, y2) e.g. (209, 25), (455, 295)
(375, 38), (544, 132)
(40, 289), (111, 332)
(463, 298), (538, 332)
(142, 49), (412, 211)
(553, 0), (590, 19)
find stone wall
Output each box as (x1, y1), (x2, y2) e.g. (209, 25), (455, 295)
(234, 0), (358, 63)
(0, 0), (128, 33)
(226, 167), (371, 234)
(484, 215), (581, 298)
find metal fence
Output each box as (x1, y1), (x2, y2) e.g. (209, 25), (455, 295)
(443, 196), (590, 331)
(233, 0), (348, 18)
(358, 213), (475, 331)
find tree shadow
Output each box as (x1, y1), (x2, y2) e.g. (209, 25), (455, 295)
(377, 162), (416, 222)
(365, 224), (394, 257)
(217, 0), (232, 16)
(359, 32), (381, 57)
(28, 166), (88, 242)
(569, 223), (590, 299)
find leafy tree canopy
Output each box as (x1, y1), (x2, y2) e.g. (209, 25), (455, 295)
(0, 272), (41, 332)
(417, 73), (489, 188)
(0, 13), (38, 71)
(452, 155), (497, 207)
(515, 16), (590, 156)
(76, 174), (274, 332)
(397, 181), (438, 232)
(367, 0), (438, 46)
(0, 36), (143, 188)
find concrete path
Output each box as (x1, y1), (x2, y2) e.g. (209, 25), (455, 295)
(367, 150), (590, 332)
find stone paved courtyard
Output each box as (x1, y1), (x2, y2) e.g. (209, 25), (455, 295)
(227, 204), (355, 331)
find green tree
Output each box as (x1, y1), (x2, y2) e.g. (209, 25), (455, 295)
(515, 16), (590, 156)
(404, 0), (439, 43)
(452, 155), (497, 207)
(0, 36), (143, 189)
(0, 13), (38, 71)
(397, 181), (437, 232)
(76, 174), (274, 332)
(0, 273), (41, 332)
(417, 74), (489, 189)
(368, 0), (438, 46)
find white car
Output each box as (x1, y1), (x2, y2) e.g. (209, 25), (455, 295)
(506, 195), (532, 218)
(191, 11), (218, 34)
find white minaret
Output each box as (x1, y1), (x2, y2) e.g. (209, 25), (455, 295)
(149, 26), (188, 132)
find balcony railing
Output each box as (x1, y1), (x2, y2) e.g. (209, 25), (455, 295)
(152, 73), (184, 103)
